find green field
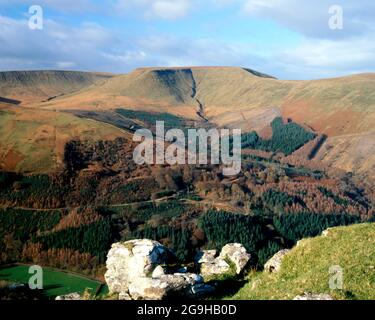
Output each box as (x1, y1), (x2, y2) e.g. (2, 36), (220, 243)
(0, 265), (103, 298)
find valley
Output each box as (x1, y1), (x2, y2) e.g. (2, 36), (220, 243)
(0, 67), (374, 300)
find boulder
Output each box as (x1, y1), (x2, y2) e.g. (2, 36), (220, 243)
(322, 228), (332, 237)
(152, 265), (166, 278)
(200, 244), (250, 279)
(195, 250), (217, 263)
(219, 243), (251, 274)
(264, 249), (290, 273)
(200, 258), (231, 279)
(105, 239), (215, 300)
(294, 293), (334, 300)
(55, 292), (81, 300)
(105, 239), (175, 294)
(128, 273), (205, 300)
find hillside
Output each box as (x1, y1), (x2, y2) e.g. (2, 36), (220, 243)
(0, 70), (113, 104)
(0, 106), (129, 173)
(40, 68), (375, 135)
(34, 67), (375, 178)
(1, 71), (374, 298)
(39, 67), (283, 118)
(230, 223), (375, 300)
(0, 67), (374, 178)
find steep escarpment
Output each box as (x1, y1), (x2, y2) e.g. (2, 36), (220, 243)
(0, 70), (113, 104)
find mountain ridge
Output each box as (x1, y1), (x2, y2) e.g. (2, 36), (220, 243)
(0, 70), (114, 104)
(1, 66), (375, 178)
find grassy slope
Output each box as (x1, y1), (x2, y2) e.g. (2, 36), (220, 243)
(91, 69), (374, 177)
(42, 67), (375, 175)
(0, 265), (102, 297)
(0, 107), (129, 173)
(0, 70), (113, 104)
(230, 223), (375, 300)
(3, 67), (375, 176)
(41, 68), (375, 136)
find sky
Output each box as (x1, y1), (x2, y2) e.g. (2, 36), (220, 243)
(0, 0), (374, 79)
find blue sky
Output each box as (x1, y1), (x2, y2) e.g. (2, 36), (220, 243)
(0, 0), (375, 79)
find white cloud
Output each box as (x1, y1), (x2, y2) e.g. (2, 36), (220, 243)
(102, 51), (147, 63)
(137, 35), (266, 68)
(56, 61), (76, 69)
(1, 13), (374, 79)
(242, 0), (375, 39)
(151, 0), (191, 19)
(0, 15), (117, 71)
(114, 0), (192, 20)
(275, 35), (375, 79)
(0, 1), (375, 79)
(244, 0), (283, 13)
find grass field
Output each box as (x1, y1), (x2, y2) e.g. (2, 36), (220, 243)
(228, 223), (375, 300)
(0, 265), (103, 298)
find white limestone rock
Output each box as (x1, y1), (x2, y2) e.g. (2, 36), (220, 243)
(322, 228), (333, 237)
(294, 293), (334, 300)
(128, 273), (205, 300)
(200, 258), (231, 279)
(195, 250), (217, 263)
(219, 243), (251, 274)
(200, 244), (251, 279)
(104, 239), (214, 300)
(55, 292), (81, 300)
(105, 239), (175, 294)
(152, 265), (166, 278)
(264, 249), (291, 273)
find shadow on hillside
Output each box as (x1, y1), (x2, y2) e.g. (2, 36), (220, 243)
(0, 97), (21, 105)
(208, 278), (248, 299)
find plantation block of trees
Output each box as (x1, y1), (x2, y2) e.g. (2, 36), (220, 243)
(0, 208), (61, 241)
(318, 187), (350, 206)
(116, 109), (187, 129)
(241, 117), (316, 155)
(261, 189), (297, 209)
(130, 225), (193, 262)
(273, 213), (362, 244)
(0, 173), (69, 208)
(33, 218), (113, 263)
(198, 210), (281, 267)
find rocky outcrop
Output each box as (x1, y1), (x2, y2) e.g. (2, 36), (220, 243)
(195, 250), (217, 264)
(201, 259), (232, 279)
(105, 239), (214, 300)
(322, 228), (333, 237)
(219, 244), (251, 274)
(264, 249), (290, 273)
(293, 293), (334, 300)
(151, 265), (166, 278)
(105, 239), (174, 294)
(55, 292), (81, 300)
(199, 244), (251, 280)
(128, 273), (210, 300)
